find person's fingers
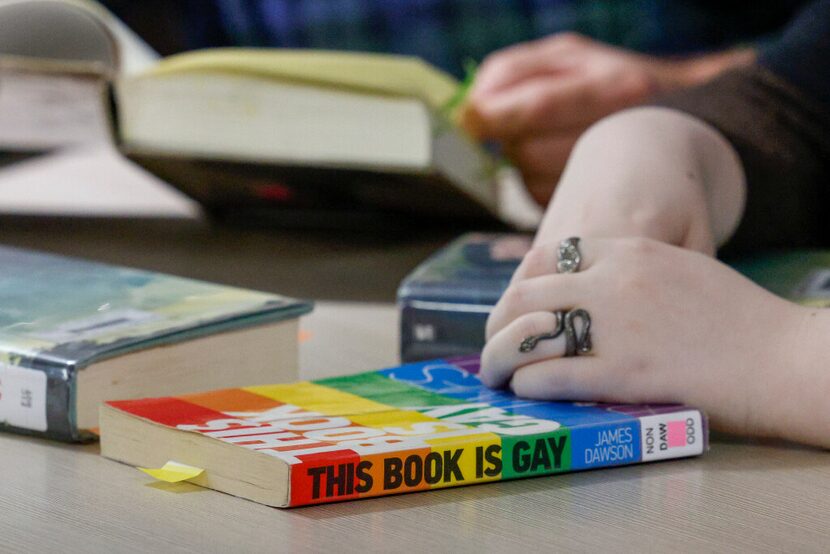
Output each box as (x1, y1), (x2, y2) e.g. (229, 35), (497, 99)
(458, 104), (489, 140)
(509, 357), (614, 401)
(510, 237), (598, 284)
(471, 75), (605, 140)
(504, 133), (579, 181)
(480, 311), (568, 389)
(470, 44), (555, 100)
(485, 272), (589, 340)
(470, 33), (587, 99)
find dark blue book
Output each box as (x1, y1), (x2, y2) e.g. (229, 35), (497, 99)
(0, 245), (311, 441)
(398, 233), (529, 362)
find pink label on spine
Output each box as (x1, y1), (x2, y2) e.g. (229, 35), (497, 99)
(666, 420), (686, 448)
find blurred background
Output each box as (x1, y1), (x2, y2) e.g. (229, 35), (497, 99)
(102, 0), (802, 77)
(0, 0), (809, 303)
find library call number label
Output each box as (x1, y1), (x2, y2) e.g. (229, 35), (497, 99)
(0, 363), (47, 431)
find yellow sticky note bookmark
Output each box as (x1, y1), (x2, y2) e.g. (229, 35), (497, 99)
(139, 460), (204, 483)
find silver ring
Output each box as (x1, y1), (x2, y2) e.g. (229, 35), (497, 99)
(518, 308), (592, 356)
(557, 237), (582, 274)
(563, 309), (592, 356)
(519, 311), (564, 353)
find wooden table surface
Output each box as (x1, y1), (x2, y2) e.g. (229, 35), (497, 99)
(1, 302), (829, 553)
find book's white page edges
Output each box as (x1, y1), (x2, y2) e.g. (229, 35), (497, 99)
(0, 0), (157, 74)
(496, 167), (544, 230)
(431, 123), (498, 212)
(0, 67), (110, 149)
(118, 74), (433, 169)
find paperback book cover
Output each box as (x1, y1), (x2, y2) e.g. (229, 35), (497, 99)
(100, 356), (707, 508)
(0, 245), (311, 441)
(399, 233), (830, 361)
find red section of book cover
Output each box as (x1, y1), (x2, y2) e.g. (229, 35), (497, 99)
(106, 397), (227, 428)
(290, 450), (363, 506)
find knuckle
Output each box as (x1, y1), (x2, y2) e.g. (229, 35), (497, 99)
(478, 343), (498, 381)
(599, 238), (660, 293)
(478, 53), (512, 81)
(614, 258), (651, 293)
(484, 312), (499, 341)
(515, 312), (554, 340)
(481, 43), (533, 76)
(484, 302), (507, 339)
(502, 280), (529, 309)
(550, 32), (586, 48)
(627, 205), (667, 237)
(479, 54), (503, 74)
(622, 236), (657, 257)
(519, 246), (552, 278)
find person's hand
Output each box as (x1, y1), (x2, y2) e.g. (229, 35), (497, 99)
(461, 33), (753, 205)
(530, 111), (719, 256)
(480, 237), (814, 441)
(528, 107), (746, 256)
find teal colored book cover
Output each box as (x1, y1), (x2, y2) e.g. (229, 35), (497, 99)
(0, 245), (311, 440)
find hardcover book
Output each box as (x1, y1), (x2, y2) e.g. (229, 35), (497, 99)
(114, 49), (500, 224)
(398, 234), (830, 362)
(0, 245), (311, 441)
(100, 356), (707, 508)
(398, 233), (530, 362)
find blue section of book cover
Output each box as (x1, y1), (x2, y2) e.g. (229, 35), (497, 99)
(569, 421), (642, 469)
(380, 359), (636, 428)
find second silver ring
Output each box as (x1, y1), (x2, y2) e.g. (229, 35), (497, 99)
(557, 237), (582, 274)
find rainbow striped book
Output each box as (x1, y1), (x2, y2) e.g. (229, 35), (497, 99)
(100, 356), (707, 507)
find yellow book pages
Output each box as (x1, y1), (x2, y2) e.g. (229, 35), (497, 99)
(143, 48), (459, 110)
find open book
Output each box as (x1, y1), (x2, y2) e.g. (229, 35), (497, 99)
(0, 1), (500, 222)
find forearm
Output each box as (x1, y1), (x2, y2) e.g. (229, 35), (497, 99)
(768, 306), (830, 448)
(536, 107), (746, 249)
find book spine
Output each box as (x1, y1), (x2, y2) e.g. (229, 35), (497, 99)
(399, 301), (490, 362)
(287, 409), (706, 507)
(0, 360), (78, 441)
(569, 409), (706, 470)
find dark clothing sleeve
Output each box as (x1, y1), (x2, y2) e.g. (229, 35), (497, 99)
(653, 1), (830, 255)
(759, 0), (830, 109)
